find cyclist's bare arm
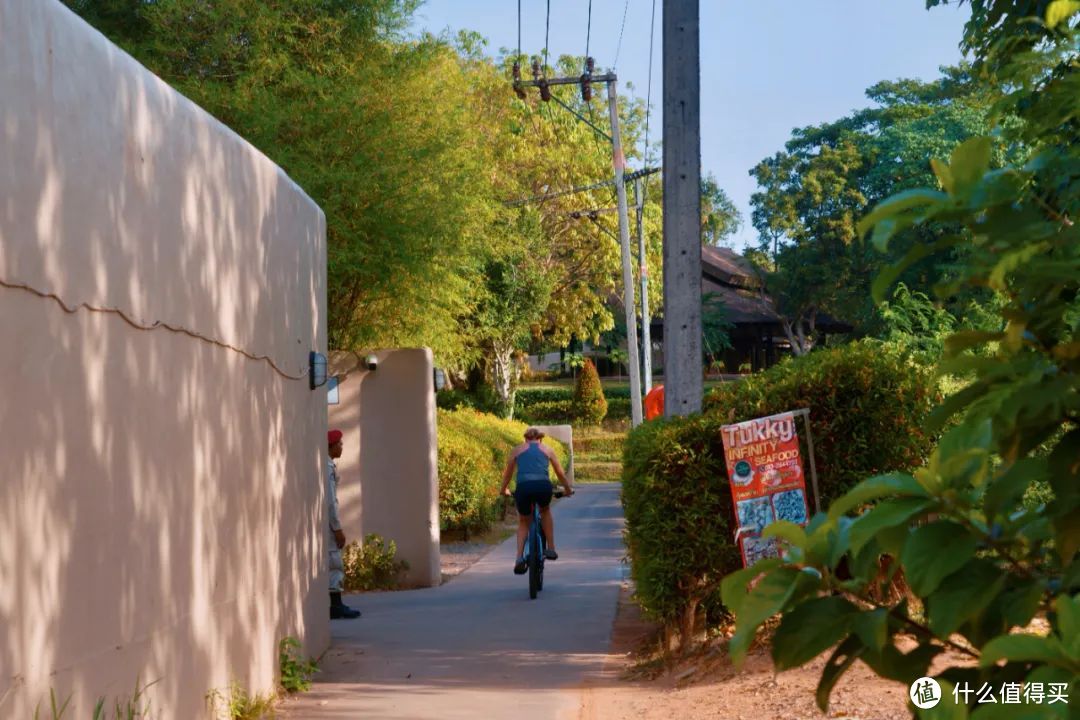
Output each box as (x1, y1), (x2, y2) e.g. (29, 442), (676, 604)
(499, 445), (523, 495)
(543, 445), (574, 494)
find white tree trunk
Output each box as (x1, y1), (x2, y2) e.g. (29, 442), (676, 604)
(489, 341), (517, 418)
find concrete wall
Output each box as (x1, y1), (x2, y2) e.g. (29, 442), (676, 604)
(0, 1), (328, 716)
(328, 350), (440, 588)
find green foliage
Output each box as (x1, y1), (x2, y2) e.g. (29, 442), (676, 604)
(623, 341), (936, 646)
(341, 534), (408, 592)
(749, 64), (1007, 342)
(436, 408), (567, 532)
(571, 359), (608, 426)
(622, 415), (742, 639)
(725, 3), (1080, 715)
(206, 683), (276, 720)
(515, 399), (574, 425)
(705, 340), (939, 509)
(66, 4), (673, 370)
(277, 637), (318, 695)
(701, 291), (733, 363)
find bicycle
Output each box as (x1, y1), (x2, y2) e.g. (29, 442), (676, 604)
(520, 488), (570, 599)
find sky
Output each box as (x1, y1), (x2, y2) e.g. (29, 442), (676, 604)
(410, 1), (971, 250)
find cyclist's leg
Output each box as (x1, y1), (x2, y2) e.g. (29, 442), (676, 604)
(539, 506), (556, 556)
(513, 488), (533, 573)
(515, 510), (530, 558)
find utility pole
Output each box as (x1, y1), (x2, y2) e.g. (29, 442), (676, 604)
(634, 178), (652, 394)
(662, 0), (703, 416)
(514, 60), (645, 427)
(605, 78), (644, 427)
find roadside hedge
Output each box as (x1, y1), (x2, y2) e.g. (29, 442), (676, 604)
(704, 339), (938, 509)
(622, 340), (938, 642)
(436, 408), (567, 533)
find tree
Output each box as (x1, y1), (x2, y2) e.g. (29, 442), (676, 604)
(701, 175), (742, 247)
(725, 2), (1080, 715)
(749, 65), (1005, 350)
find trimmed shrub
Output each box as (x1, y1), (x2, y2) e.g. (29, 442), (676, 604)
(515, 399), (573, 425)
(436, 408), (568, 533)
(341, 534), (409, 591)
(571, 359), (608, 425)
(623, 340), (937, 643)
(622, 414), (741, 640)
(704, 339), (938, 509)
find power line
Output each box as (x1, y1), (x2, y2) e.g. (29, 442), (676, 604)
(644, 0), (657, 169)
(544, 0), (551, 71)
(503, 167), (660, 208)
(613, 0), (631, 68)
(517, 0), (522, 60)
(585, 0), (593, 59)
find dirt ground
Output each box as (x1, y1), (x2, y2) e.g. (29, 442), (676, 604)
(574, 582), (956, 720)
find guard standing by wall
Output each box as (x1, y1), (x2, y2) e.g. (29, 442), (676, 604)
(328, 429), (360, 619)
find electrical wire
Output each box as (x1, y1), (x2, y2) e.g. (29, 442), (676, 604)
(0, 276), (310, 380)
(585, 0), (593, 60)
(613, 0), (631, 69)
(517, 0), (522, 61)
(544, 0), (551, 72)
(643, 0), (657, 181)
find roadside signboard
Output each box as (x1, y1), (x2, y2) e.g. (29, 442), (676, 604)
(720, 411), (811, 567)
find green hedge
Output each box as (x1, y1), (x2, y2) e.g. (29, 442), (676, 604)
(704, 339), (938, 509)
(437, 408), (567, 533)
(623, 340), (938, 638)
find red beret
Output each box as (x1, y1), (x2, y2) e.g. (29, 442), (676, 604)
(328, 429), (343, 446)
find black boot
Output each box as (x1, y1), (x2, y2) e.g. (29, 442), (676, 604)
(330, 592), (360, 619)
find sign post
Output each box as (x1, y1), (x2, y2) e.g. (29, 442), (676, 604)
(720, 410), (817, 567)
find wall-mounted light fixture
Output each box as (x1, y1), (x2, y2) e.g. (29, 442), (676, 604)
(310, 351), (328, 389)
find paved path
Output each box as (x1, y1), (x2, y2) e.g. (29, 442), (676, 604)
(281, 482), (625, 720)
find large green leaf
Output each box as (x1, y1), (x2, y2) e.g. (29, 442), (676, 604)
(772, 596), (859, 670)
(948, 137), (993, 195)
(857, 188), (948, 238)
(728, 567), (820, 666)
(829, 472), (930, 520)
(984, 458), (1048, 521)
(901, 521), (977, 596)
(815, 636), (863, 712)
(861, 643), (942, 684)
(852, 607), (890, 651)
(926, 560), (1006, 637)
(719, 558), (784, 617)
(1054, 594), (1080, 654)
(979, 634), (1070, 668)
(848, 498), (936, 556)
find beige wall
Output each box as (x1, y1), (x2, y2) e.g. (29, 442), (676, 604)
(329, 350), (440, 588)
(0, 1), (328, 716)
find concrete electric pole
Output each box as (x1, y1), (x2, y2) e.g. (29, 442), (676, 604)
(662, 0), (703, 417)
(633, 178), (652, 394)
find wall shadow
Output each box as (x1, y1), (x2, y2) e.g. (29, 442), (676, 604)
(1, 1), (328, 716)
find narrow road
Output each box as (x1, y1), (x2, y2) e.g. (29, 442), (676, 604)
(281, 482), (626, 720)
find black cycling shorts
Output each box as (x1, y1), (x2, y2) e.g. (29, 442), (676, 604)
(514, 480), (553, 516)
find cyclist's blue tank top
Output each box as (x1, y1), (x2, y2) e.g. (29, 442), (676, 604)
(516, 442), (550, 483)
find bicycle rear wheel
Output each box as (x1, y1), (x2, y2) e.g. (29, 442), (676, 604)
(528, 525), (541, 599)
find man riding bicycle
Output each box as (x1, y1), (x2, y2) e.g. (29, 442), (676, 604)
(499, 427), (575, 575)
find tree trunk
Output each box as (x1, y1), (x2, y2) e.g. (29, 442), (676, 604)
(489, 341), (517, 419)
